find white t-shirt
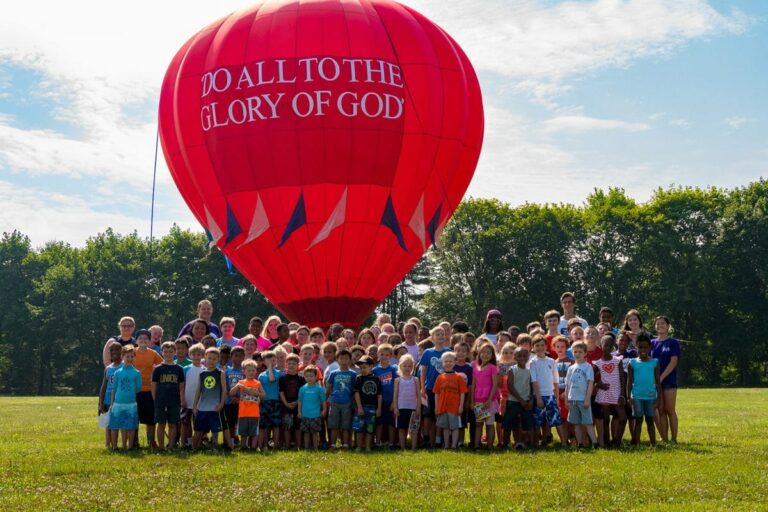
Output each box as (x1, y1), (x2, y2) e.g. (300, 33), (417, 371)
(184, 365), (205, 406)
(528, 356), (558, 397)
(404, 343), (419, 361)
(558, 315), (588, 337)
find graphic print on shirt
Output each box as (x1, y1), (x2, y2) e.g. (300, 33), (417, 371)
(362, 380), (378, 395)
(430, 356), (444, 375)
(203, 375), (217, 389)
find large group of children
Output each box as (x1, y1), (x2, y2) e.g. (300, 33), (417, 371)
(98, 292), (681, 452)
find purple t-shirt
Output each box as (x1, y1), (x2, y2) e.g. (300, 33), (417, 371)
(651, 337), (681, 388)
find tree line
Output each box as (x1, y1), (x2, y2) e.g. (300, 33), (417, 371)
(1, 180), (766, 395)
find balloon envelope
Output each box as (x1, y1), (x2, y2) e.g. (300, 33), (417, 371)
(159, 0), (484, 327)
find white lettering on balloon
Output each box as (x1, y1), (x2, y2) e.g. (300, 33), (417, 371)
(200, 56), (405, 131)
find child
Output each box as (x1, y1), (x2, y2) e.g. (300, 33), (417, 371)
(175, 337), (192, 367)
(321, 342), (338, 374)
(350, 345), (366, 373)
(453, 341), (474, 447)
(218, 345), (231, 369)
(201, 334), (217, 350)
(392, 354), (420, 450)
(216, 317), (239, 348)
(352, 355), (382, 451)
(594, 335), (626, 447)
(192, 347), (227, 450)
(326, 349), (356, 450)
(181, 343), (206, 448)
(543, 310), (561, 358)
(149, 325), (164, 354)
(565, 341), (597, 448)
(257, 350), (283, 449)
(496, 342), (517, 449)
(357, 329), (376, 350)
(99, 341), (122, 449)
(151, 341), (186, 450)
(553, 336), (573, 444)
(628, 335), (663, 446)
(418, 326), (452, 448)
(298, 366), (327, 449)
(471, 343), (499, 449)
(241, 335), (258, 360)
(133, 329), (162, 449)
(433, 352), (468, 449)
(503, 347), (535, 450)
(529, 335), (565, 447)
(279, 353), (306, 449)
(374, 344), (399, 448)
(651, 315), (680, 444)
(108, 345), (142, 450)
(224, 346), (245, 446)
(229, 358), (265, 450)
(299, 345), (324, 381)
(585, 326), (603, 363)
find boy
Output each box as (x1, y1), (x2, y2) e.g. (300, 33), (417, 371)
(453, 341), (474, 447)
(108, 345), (142, 450)
(299, 344), (323, 380)
(149, 325), (164, 355)
(192, 347), (227, 450)
(99, 341), (123, 449)
(258, 351), (283, 449)
(503, 347), (535, 449)
(181, 343), (205, 448)
(349, 345), (366, 373)
(432, 352), (467, 450)
(216, 317), (239, 348)
(529, 335), (565, 446)
(229, 358), (265, 450)
(373, 344), (399, 448)
(326, 349), (356, 450)
(279, 353), (306, 449)
(565, 341), (597, 448)
(553, 336), (574, 444)
(584, 326), (604, 363)
(201, 334), (217, 350)
(298, 366), (327, 450)
(627, 335), (663, 446)
(543, 310), (561, 358)
(558, 292), (588, 336)
(151, 341), (186, 450)
(218, 345), (231, 369)
(133, 329), (162, 448)
(224, 346), (245, 446)
(418, 326), (452, 448)
(594, 335), (627, 447)
(175, 337), (192, 367)
(352, 355), (382, 451)
(321, 342), (339, 374)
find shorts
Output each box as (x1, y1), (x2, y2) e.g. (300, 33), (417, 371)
(567, 400), (593, 425)
(223, 403), (239, 429)
(194, 410), (222, 433)
(154, 401), (181, 424)
(557, 393), (568, 421)
(591, 398), (604, 420)
(423, 391), (437, 420)
(109, 402), (139, 430)
(259, 400), (282, 428)
(136, 391), (156, 425)
(436, 412), (461, 430)
(282, 410), (299, 430)
(327, 402), (353, 430)
(533, 395), (562, 427)
(180, 408), (192, 426)
(300, 416), (323, 433)
(352, 405), (377, 434)
(632, 399), (656, 418)
(238, 417), (260, 437)
(503, 401), (534, 431)
(218, 408), (230, 430)
(377, 402), (395, 427)
(396, 409), (416, 430)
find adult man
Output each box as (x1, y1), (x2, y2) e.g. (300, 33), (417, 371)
(558, 292), (588, 337)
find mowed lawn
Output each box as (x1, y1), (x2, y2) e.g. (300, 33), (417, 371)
(0, 389), (766, 511)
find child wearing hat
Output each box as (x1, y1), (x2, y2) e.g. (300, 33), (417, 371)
(481, 309), (504, 346)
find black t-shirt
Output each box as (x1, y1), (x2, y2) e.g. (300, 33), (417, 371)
(111, 336), (135, 347)
(152, 363), (185, 404)
(279, 373), (306, 404)
(354, 374), (382, 408)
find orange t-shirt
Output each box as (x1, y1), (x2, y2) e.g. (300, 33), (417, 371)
(237, 379), (262, 418)
(433, 372), (468, 415)
(298, 364), (323, 383)
(134, 348), (162, 392)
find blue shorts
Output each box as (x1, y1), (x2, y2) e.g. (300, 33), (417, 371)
(259, 400), (282, 428)
(352, 406), (377, 434)
(194, 410), (222, 433)
(633, 399), (656, 418)
(109, 402), (139, 430)
(503, 401), (534, 431)
(533, 395), (562, 427)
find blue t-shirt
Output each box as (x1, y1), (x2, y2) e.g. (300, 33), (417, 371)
(112, 365), (142, 404)
(373, 364), (398, 403)
(419, 346), (452, 391)
(258, 368), (283, 401)
(651, 338), (681, 388)
(225, 366), (244, 405)
(565, 361), (593, 402)
(454, 362), (473, 387)
(629, 358), (658, 400)
(216, 337), (240, 348)
(298, 383), (326, 419)
(326, 369), (356, 405)
(104, 363), (123, 406)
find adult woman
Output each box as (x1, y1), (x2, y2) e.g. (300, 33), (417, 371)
(652, 315), (681, 443)
(480, 309), (504, 346)
(177, 299), (221, 339)
(102, 316), (135, 366)
(621, 309), (650, 348)
(261, 315), (282, 347)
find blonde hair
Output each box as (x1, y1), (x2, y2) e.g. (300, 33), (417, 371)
(398, 354), (415, 373)
(571, 341), (587, 353)
(189, 343), (206, 355)
(242, 359), (258, 370)
(220, 316), (236, 327)
(205, 347), (220, 356)
(118, 316), (135, 328)
(377, 343), (393, 355)
(261, 315), (282, 338)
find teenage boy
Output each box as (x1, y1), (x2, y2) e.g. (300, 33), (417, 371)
(558, 292), (588, 337)
(133, 329), (162, 448)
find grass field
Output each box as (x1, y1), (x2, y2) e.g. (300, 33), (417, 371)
(1, 389), (767, 511)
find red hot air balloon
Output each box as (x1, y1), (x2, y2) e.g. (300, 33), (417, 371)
(159, 0), (484, 328)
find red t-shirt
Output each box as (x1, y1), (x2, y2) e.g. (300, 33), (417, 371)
(585, 346), (603, 364)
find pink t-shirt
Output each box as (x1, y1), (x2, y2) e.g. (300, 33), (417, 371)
(472, 362), (499, 413)
(594, 356), (622, 405)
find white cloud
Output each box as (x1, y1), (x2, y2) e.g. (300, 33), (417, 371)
(542, 115), (650, 133)
(724, 116), (750, 129)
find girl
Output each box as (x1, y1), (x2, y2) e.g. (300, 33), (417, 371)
(622, 309), (649, 348)
(241, 335), (258, 361)
(190, 318), (209, 345)
(339, 329), (356, 350)
(402, 323), (420, 360)
(392, 354), (420, 450)
(652, 315), (680, 443)
(295, 326), (310, 348)
(481, 309), (504, 346)
(357, 329), (376, 350)
(471, 343), (499, 449)
(495, 341), (517, 448)
(261, 315), (282, 348)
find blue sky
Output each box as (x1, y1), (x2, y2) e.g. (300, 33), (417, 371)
(0, 0), (765, 245)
